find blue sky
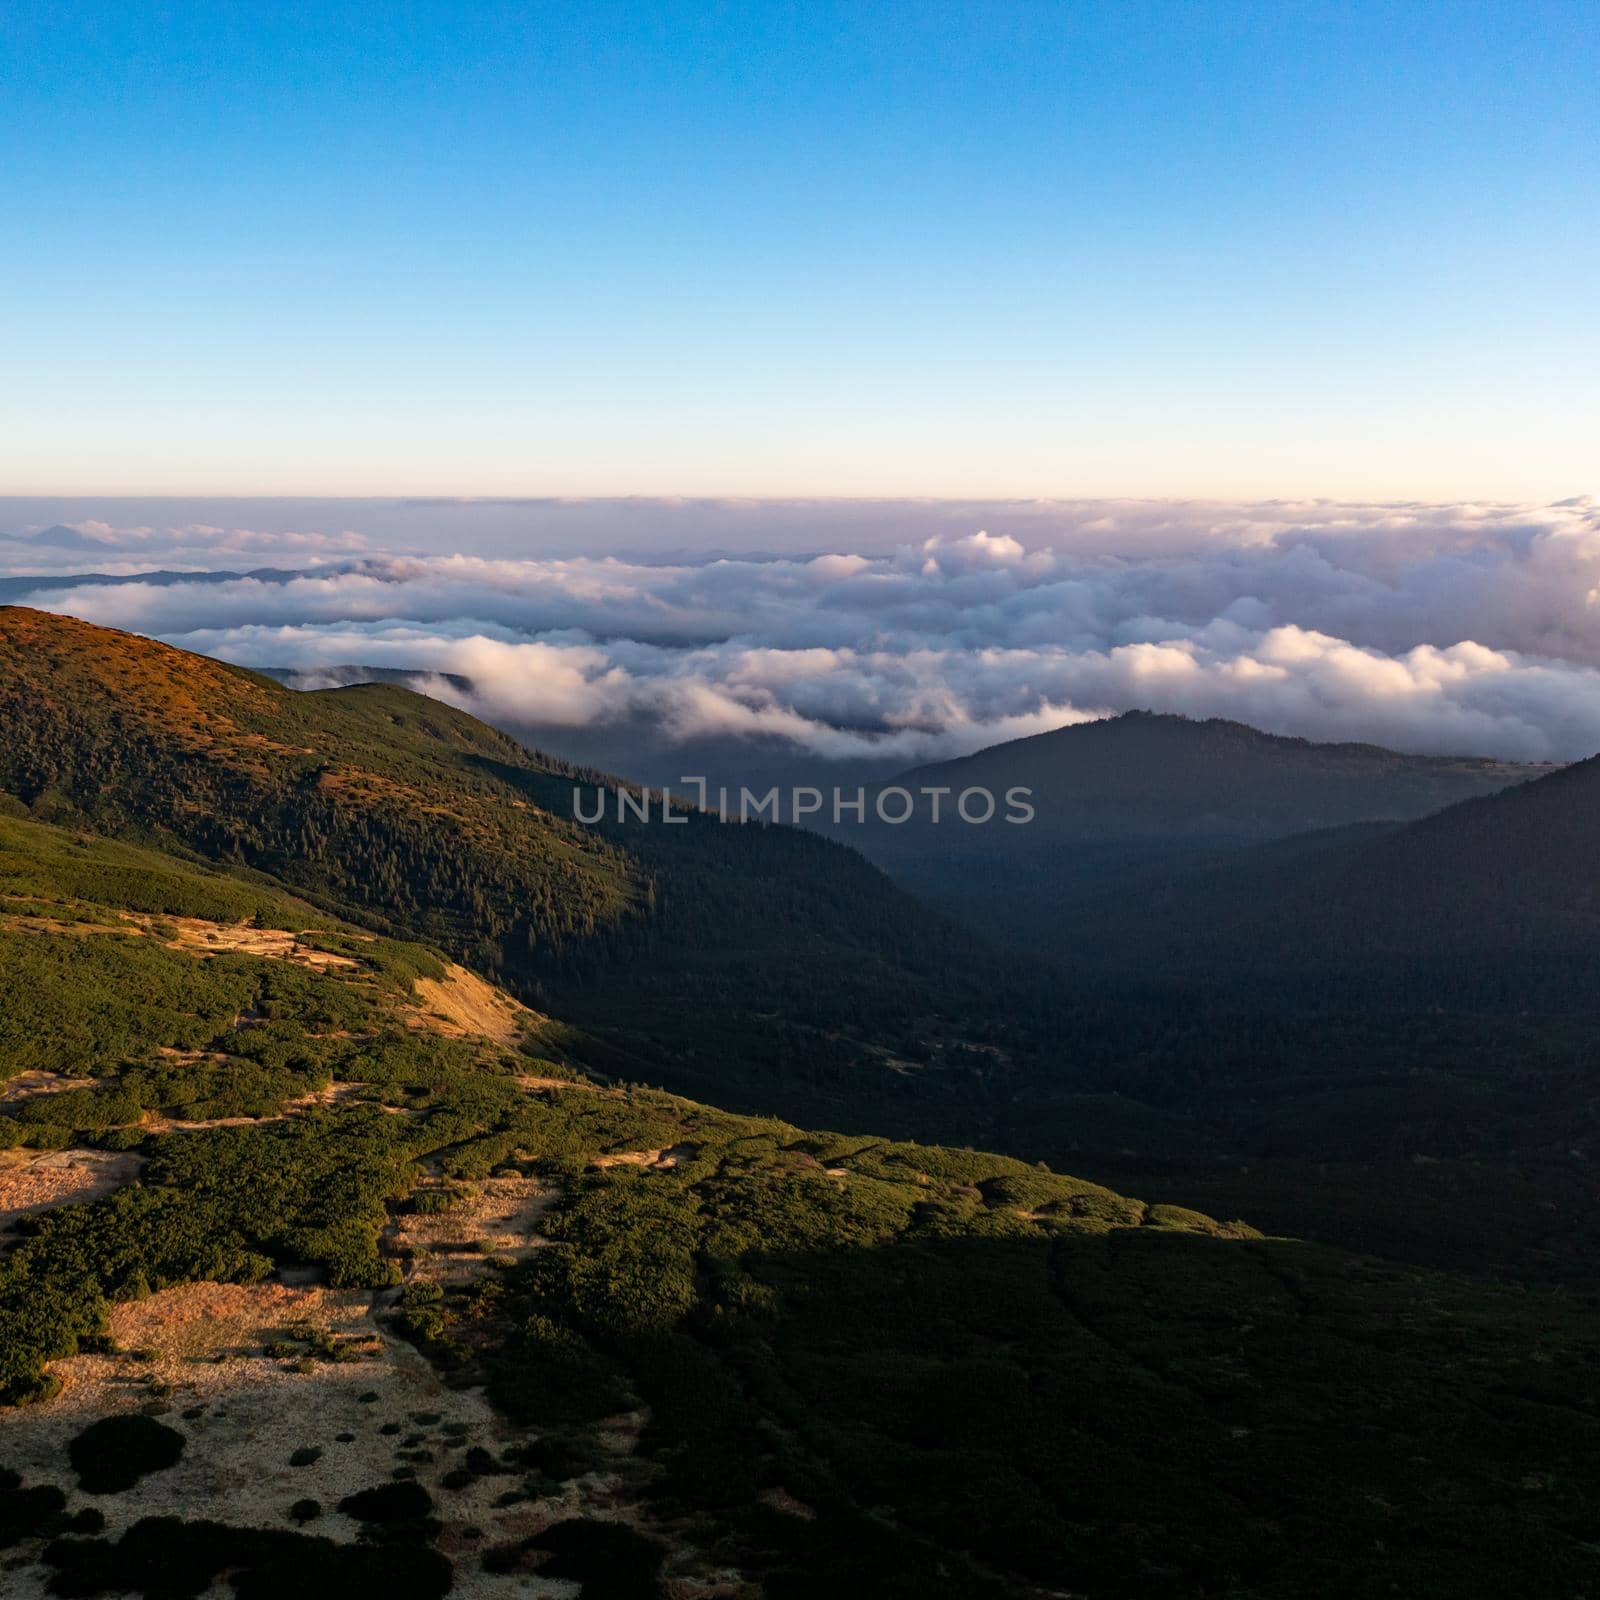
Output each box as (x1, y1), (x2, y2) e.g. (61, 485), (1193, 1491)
(3, 2), (1596, 499)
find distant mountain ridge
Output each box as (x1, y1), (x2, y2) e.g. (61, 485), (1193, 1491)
(260, 663), (475, 694)
(0, 567), (328, 603)
(893, 709), (1544, 839)
(834, 709), (1546, 952)
(866, 705), (1600, 1010)
(1093, 746), (1600, 1008)
(20, 523), (113, 550)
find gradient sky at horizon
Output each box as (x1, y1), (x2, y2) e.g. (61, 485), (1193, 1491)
(4, 1), (1597, 501)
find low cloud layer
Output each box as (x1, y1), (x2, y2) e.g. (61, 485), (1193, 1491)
(0, 518), (368, 572)
(5, 497), (1600, 768)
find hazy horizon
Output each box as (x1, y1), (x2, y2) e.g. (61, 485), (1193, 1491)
(5, 492), (1600, 771)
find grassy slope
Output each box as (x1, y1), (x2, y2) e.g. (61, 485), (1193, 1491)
(0, 813), (1596, 1597)
(0, 607), (1067, 1128)
(0, 605), (643, 961)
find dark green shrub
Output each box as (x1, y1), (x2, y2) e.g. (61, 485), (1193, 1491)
(42, 1514), (452, 1599)
(533, 1519), (666, 1600)
(337, 1480), (434, 1526)
(514, 1433), (589, 1485)
(0, 1471), (68, 1549)
(480, 1541), (523, 1575)
(68, 1414), (185, 1493)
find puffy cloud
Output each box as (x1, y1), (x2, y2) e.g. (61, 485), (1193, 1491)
(5, 498), (1600, 766)
(920, 529), (1028, 574)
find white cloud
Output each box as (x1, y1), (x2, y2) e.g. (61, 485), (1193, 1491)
(6, 497), (1600, 764)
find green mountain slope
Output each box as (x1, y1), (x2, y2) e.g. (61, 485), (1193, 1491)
(0, 606), (1064, 1127)
(0, 606), (642, 956)
(1, 810), (1597, 1598)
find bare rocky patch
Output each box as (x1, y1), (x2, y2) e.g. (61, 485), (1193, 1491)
(588, 1143), (699, 1172)
(152, 916), (364, 970)
(0, 1070), (84, 1106)
(392, 1173), (558, 1287)
(0, 1148), (142, 1234)
(0, 907), (365, 971)
(0, 1274), (647, 1599)
(409, 963), (540, 1048)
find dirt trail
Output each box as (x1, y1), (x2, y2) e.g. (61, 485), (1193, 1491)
(0, 906), (362, 971)
(138, 1079), (387, 1134)
(0, 1071), (84, 1105)
(514, 1072), (589, 1093)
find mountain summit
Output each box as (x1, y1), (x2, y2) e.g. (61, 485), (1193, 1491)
(20, 523), (113, 550)
(836, 709), (1541, 947)
(897, 709), (1540, 840)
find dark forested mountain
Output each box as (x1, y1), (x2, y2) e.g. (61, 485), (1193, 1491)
(827, 710), (1541, 948)
(1055, 749), (1600, 1009)
(794, 711), (1600, 1281)
(899, 710), (1536, 839)
(0, 606), (645, 963)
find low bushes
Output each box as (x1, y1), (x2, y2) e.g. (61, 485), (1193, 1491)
(68, 1416), (185, 1494)
(43, 1515), (452, 1599)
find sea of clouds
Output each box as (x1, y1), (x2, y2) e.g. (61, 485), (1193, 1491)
(4, 496), (1600, 768)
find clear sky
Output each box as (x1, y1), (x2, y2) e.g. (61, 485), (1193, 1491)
(3, 1), (1596, 500)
